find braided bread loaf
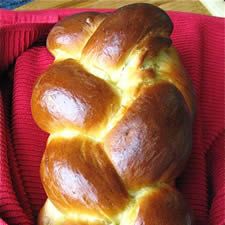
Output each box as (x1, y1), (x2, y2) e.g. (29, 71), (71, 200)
(31, 3), (195, 225)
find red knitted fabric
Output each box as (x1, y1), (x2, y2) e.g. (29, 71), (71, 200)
(0, 9), (224, 225)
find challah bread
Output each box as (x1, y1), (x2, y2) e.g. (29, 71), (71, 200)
(31, 3), (195, 225)
(32, 59), (120, 137)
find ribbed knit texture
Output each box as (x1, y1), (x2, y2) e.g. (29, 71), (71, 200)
(0, 9), (224, 225)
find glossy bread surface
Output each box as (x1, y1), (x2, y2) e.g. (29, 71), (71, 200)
(105, 82), (191, 190)
(134, 185), (192, 225)
(41, 135), (129, 218)
(32, 3), (195, 225)
(31, 59), (120, 137)
(82, 3), (173, 71)
(47, 12), (107, 60)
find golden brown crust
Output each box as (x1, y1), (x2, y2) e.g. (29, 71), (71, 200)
(38, 199), (108, 225)
(31, 59), (120, 137)
(82, 3), (173, 72)
(41, 135), (129, 218)
(104, 82), (192, 190)
(134, 185), (193, 225)
(32, 3), (195, 225)
(47, 12), (107, 60)
(161, 47), (195, 117)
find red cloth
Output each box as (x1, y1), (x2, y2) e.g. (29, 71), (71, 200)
(0, 8), (224, 225)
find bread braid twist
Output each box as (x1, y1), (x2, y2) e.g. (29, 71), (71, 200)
(31, 3), (195, 225)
